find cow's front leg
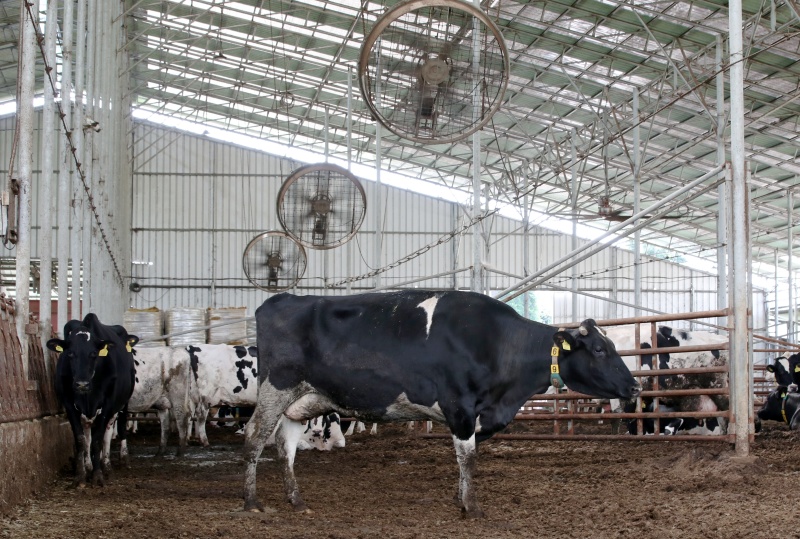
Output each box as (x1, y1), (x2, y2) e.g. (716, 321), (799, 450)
(275, 419), (310, 512)
(155, 409), (170, 456)
(72, 434), (89, 488)
(90, 420), (110, 486)
(101, 413), (118, 473)
(452, 434), (484, 519)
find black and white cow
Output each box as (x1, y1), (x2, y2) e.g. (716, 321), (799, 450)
(127, 346), (194, 456)
(625, 395), (723, 436)
(243, 291), (640, 517)
(757, 386), (800, 430)
(47, 314), (138, 487)
(185, 344), (259, 447)
(766, 355), (800, 389)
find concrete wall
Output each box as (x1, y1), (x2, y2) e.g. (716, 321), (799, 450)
(0, 416), (72, 516)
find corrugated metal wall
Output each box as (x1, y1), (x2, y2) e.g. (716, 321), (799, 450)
(0, 116), (767, 331)
(128, 122), (765, 329)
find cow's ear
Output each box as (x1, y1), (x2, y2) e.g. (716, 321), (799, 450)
(553, 330), (578, 352)
(126, 335), (139, 352)
(46, 339), (67, 353)
(659, 326), (673, 339)
(767, 365), (776, 373)
(97, 341), (115, 357)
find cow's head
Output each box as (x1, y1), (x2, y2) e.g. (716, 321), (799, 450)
(767, 357), (793, 387)
(47, 328), (115, 394)
(757, 386), (793, 424)
(553, 319), (641, 400)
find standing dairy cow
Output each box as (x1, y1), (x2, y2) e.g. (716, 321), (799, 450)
(185, 344), (259, 447)
(127, 346), (194, 456)
(47, 314), (138, 487)
(243, 291), (640, 517)
(186, 344), (346, 451)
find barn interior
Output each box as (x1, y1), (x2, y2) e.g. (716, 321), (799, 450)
(2, 0), (800, 534)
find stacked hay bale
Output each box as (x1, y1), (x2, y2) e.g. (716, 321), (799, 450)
(123, 308), (165, 347)
(164, 308), (206, 347)
(207, 307), (248, 345)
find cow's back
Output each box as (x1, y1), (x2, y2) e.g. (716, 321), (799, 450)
(255, 291), (534, 412)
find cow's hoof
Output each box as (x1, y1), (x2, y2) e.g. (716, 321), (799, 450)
(243, 500), (265, 513)
(91, 471), (106, 487)
(461, 507), (485, 519)
(154, 448), (165, 458)
(290, 501), (310, 513)
(71, 479), (87, 489)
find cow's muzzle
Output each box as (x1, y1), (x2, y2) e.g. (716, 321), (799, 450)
(630, 383), (642, 399)
(73, 380), (91, 394)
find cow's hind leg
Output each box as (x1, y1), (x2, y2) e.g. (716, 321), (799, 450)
(274, 419), (310, 512)
(453, 434), (484, 519)
(155, 409), (170, 456)
(243, 390), (292, 512)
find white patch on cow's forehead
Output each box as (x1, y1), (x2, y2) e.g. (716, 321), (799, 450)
(75, 330), (91, 341)
(417, 296), (439, 337)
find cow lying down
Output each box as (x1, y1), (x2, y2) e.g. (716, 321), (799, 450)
(756, 386), (800, 432)
(243, 291), (640, 518)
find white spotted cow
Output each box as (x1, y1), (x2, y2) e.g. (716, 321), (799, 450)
(186, 344), (348, 451)
(185, 344), (259, 447)
(243, 291), (640, 517)
(126, 346), (194, 456)
(605, 325), (729, 435)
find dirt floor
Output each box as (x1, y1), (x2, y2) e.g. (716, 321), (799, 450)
(3, 418), (800, 539)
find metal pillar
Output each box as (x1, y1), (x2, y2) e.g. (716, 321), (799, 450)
(570, 132), (578, 319)
(716, 35), (728, 328)
(632, 90), (641, 316)
(15, 0), (36, 374)
(471, 4), (482, 293)
(523, 171), (530, 318)
(39, 0), (57, 347)
(789, 190), (794, 341)
(729, 0), (752, 456)
(71, 0), (86, 321)
(57, 0), (75, 333)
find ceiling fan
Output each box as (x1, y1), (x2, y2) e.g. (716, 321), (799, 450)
(358, 0), (509, 144)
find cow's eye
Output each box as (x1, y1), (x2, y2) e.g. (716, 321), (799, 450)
(594, 346), (604, 354)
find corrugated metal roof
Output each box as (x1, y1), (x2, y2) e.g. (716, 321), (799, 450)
(2, 0), (800, 281)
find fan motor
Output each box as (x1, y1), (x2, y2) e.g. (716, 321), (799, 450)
(420, 57), (450, 85)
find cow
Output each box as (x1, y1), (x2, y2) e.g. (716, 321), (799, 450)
(757, 386), (800, 431)
(625, 395), (723, 436)
(126, 346), (194, 456)
(765, 355), (800, 390)
(185, 344), (259, 447)
(242, 291), (640, 518)
(47, 314), (138, 487)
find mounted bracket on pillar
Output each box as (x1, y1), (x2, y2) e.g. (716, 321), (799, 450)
(4, 176), (19, 244)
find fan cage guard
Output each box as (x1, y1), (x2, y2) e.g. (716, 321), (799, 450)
(358, 0), (509, 144)
(277, 163), (367, 250)
(242, 231), (307, 293)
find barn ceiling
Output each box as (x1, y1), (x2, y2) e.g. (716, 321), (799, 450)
(2, 0), (800, 283)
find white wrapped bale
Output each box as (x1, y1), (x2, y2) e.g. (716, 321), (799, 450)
(165, 308), (206, 347)
(207, 307), (247, 345)
(123, 308), (165, 347)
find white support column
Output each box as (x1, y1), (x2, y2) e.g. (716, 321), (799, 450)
(632, 90), (641, 317)
(16, 0), (36, 374)
(729, 0), (752, 456)
(570, 132), (578, 319)
(716, 36), (728, 328)
(39, 0), (58, 347)
(71, 0), (86, 321)
(789, 190), (794, 341)
(523, 171), (530, 318)
(471, 3), (482, 293)
(58, 0), (75, 333)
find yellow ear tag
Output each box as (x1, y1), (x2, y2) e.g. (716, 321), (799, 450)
(562, 341), (571, 351)
(126, 343), (133, 353)
(55, 345), (63, 353)
(794, 365), (800, 373)
(781, 393), (786, 399)
(98, 346), (109, 357)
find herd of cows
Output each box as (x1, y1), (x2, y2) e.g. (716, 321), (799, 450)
(44, 290), (800, 517)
